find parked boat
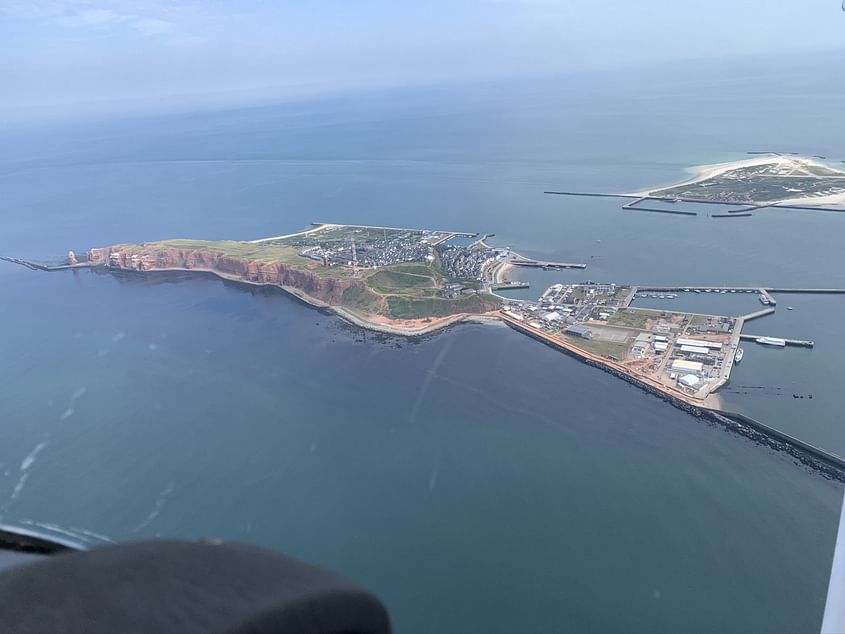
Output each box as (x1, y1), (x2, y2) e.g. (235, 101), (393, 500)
(735, 347), (744, 363)
(756, 336), (786, 347)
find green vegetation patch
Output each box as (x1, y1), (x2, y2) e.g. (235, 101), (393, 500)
(391, 263), (447, 281)
(341, 285), (383, 311)
(158, 239), (305, 266)
(367, 269), (434, 293)
(689, 314), (719, 326)
(606, 308), (662, 330)
(276, 226), (422, 248)
(387, 293), (500, 319)
(564, 335), (630, 359)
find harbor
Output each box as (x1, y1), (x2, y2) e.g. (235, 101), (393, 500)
(496, 273), (842, 415)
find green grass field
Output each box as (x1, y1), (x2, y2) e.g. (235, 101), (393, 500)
(367, 269), (435, 293)
(159, 239), (305, 265)
(564, 335), (629, 359)
(386, 293), (499, 319)
(606, 308), (661, 330)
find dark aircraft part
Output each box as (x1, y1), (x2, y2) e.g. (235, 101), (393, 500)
(0, 534), (391, 634)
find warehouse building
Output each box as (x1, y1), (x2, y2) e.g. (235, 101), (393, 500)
(675, 338), (723, 350)
(566, 324), (593, 339)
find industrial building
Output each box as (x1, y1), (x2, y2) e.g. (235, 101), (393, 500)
(671, 359), (703, 373)
(679, 374), (701, 388)
(675, 338), (722, 350)
(566, 324), (593, 339)
(631, 332), (651, 356)
(679, 345), (710, 355)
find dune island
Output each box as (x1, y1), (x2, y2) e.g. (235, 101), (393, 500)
(548, 153), (845, 217)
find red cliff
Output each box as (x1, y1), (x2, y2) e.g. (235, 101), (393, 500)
(88, 245), (371, 307)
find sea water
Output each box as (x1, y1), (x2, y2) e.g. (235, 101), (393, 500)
(1, 55), (843, 632)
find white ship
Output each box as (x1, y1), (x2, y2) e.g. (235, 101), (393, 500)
(735, 347), (744, 363)
(756, 336), (786, 347)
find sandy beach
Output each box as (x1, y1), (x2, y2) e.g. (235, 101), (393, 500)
(776, 191), (845, 208)
(249, 223), (339, 243)
(493, 261), (515, 284)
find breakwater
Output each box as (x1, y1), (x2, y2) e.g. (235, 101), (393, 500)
(710, 410), (845, 481)
(500, 314), (845, 481)
(0, 256), (93, 272)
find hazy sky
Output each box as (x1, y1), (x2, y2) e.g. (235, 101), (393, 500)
(2, 0), (844, 117)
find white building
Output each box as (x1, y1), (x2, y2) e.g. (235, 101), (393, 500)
(675, 338), (723, 350)
(671, 359), (703, 373)
(679, 374), (701, 388)
(679, 345), (710, 355)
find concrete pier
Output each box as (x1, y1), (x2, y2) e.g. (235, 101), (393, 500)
(739, 333), (814, 348)
(624, 205), (698, 216)
(0, 256), (93, 272)
(490, 281), (530, 290)
(509, 259), (587, 270)
(740, 307), (776, 321)
(544, 191), (845, 214)
(760, 289), (777, 305)
(634, 285), (845, 295)
(766, 288), (845, 294)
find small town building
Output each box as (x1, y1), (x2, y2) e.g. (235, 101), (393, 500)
(566, 324), (593, 339)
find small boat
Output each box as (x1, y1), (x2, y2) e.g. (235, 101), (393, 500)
(787, 306), (793, 310)
(735, 347), (744, 363)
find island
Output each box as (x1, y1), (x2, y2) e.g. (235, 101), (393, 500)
(639, 155), (845, 206)
(5, 182), (845, 478)
(0, 222), (821, 410)
(547, 153), (845, 217)
(83, 224), (516, 336)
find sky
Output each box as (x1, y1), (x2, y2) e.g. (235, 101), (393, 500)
(1, 0), (844, 119)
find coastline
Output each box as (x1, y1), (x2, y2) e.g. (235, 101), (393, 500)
(493, 261), (515, 284)
(15, 259), (844, 478)
(101, 263), (489, 338)
(627, 155), (845, 200)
